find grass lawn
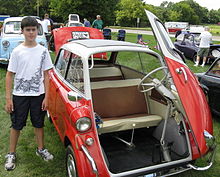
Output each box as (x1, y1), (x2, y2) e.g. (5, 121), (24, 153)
(0, 33), (219, 177)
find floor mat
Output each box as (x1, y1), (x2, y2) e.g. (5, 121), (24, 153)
(100, 128), (160, 173)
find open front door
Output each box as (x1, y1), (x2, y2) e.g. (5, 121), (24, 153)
(145, 10), (213, 158)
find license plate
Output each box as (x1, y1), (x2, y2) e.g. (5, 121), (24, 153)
(72, 31), (90, 39)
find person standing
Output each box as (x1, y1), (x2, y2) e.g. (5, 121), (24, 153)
(84, 18), (91, 27)
(194, 26), (212, 67)
(42, 14), (51, 42)
(92, 15), (103, 30)
(4, 16), (54, 171)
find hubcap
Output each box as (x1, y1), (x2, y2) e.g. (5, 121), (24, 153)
(67, 154), (77, 177)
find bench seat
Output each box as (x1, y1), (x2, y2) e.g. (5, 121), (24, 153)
(91, 79), (163, 133)
(98, 114), (162, 134)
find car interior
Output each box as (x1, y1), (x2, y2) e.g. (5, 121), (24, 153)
(85, 51), (190, 174)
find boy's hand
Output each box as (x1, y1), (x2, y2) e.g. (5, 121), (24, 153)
(5, 99), (14, 113)
(41, 98), (48, 111)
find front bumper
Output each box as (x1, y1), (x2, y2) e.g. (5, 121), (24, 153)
(0, 58), (9, 64)
(187, 131), (217, 171)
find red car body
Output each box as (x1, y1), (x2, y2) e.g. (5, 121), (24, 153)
(52, 26), (104, 54)
(47, 12), (216, 177)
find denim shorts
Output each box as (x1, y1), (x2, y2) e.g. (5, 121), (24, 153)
(10, 94), (46, 130)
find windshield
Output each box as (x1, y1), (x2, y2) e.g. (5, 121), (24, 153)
(4, 21), (43, 35)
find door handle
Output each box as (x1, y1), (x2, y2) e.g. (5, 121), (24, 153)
(176, 67), (188, 83)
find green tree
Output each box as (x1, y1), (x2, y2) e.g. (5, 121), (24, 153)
(49, 0), (118, 25)
(116, 0), (146, 27)
(208, 10), (220, 24)
(171, 1), (199, 24)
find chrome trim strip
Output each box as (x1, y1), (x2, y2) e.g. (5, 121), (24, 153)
(81, 145), (98, 174)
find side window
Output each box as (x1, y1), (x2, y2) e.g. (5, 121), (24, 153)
(55, 49), (71, 77)
(117, 51), (161, 73)
(207, 60), (220, 77)
(66, 53), (84, 93)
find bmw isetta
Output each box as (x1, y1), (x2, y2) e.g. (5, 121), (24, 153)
(47, 11), (216, 177)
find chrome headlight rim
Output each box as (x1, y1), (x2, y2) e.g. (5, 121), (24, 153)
(75, 117), (92, 132)
(2, 40), (10, 48)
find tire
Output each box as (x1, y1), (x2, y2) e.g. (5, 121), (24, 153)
(193, 54), (203, 64)
(66, 145), (78, 177)
(192, 54), (197, 63)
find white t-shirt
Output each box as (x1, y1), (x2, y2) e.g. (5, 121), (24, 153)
(199, 31), (212, 48)
(42, 19), (51, 33)
(8, 44), (53, 96)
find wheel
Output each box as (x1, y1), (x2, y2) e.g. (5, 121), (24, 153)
(193, 54), (197, 63)
(66, 145), (78, 177)
(193, 54), (202, 64)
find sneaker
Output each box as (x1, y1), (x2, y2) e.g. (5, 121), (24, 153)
(5, 153), (16, 171)
(201, 64), (205, 67)
(36, 148), (54, 161)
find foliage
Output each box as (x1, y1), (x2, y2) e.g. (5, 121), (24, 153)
(0, 0), (220, 27)
(115, 0), (146, 26)
(49, 0), (119, 26)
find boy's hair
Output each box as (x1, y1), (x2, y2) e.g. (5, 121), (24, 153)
(21, 16), (39, 30)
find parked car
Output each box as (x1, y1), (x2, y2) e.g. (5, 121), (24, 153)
(47, 10), (216, 177)
(197, 58), (220, 116)
(174, 32), (220, 63)
(67, 21), (84, 27)
(51, 26), (104, 54)
(0, 17), (47, 64)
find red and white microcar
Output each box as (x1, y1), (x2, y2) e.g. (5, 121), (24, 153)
(47, 11), (216, 177)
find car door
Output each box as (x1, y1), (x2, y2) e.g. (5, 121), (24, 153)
(145, 10), (212, 157)
(49, 49), (71, 140)
(199, 59), (220, 115)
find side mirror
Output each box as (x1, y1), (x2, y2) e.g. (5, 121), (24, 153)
(67, 91), (82, 102)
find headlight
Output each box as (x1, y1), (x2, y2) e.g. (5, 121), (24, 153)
(76, 117), (91, 132)
(2, 40), (10, 48)
(39, 41), (45, 46)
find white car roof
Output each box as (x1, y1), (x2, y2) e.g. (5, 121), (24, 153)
(4, 17), (41, 23)
(61, 39), (155, 59)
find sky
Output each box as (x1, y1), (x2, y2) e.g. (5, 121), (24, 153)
(144, 0), (219, 10)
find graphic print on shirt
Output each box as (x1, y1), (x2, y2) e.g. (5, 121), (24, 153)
(15, 50), (46, 93)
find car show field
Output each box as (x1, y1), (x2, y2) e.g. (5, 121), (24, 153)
(0, 29), (220, 176)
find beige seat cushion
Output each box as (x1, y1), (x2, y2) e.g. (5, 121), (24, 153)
(98, 114), (162, 134)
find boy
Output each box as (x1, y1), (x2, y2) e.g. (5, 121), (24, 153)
(5, 16), (54, 171)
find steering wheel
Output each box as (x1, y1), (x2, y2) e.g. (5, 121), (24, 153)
(138, 66), (168, 93)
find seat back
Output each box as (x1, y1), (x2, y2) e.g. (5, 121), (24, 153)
(89, 67), (123, 82)
(91, 79), (148, 118)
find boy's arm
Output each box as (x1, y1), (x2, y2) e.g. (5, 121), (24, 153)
(5, 71), (14, 113)
(42, 69), (51, 111)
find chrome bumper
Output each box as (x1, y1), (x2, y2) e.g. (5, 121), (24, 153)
(187, 130), (217, 171)
(0, 58), (9, 64)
